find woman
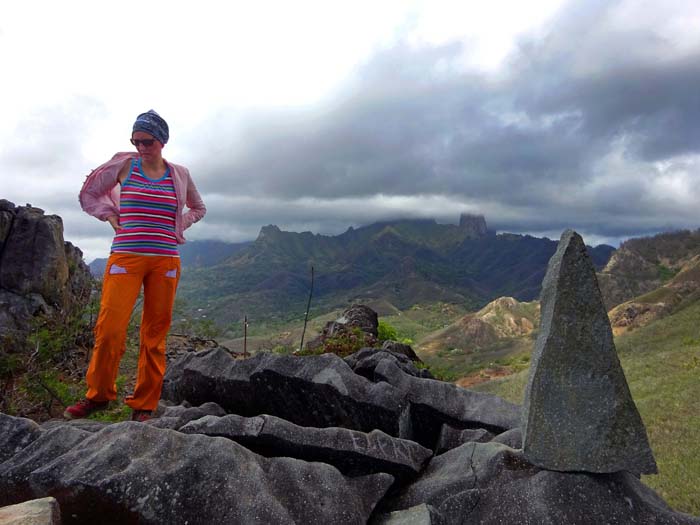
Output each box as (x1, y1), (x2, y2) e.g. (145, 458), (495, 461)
(65, 110), (206, 422)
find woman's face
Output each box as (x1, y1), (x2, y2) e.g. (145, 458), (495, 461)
(131, 131), (163, 160)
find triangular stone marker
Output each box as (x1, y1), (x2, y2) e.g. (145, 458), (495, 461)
(522, 230), (657, 474)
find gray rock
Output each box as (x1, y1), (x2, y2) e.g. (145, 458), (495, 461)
(491, 427), (522, 449)
(0, 211), (14, 249)
(2, 422), (393, 524)
(40, 418), (109, 433)
(434, 424), (493, 454)
(0, 414), (43, 463)
(381, 341), (420, 362)
(0, 426), (91, 507)
(383, 442), (483, 523)
(469, 464), (700, 525)
(161, 347), (265, 415)
(181, 412), (432, 481)
(374, 358), (520, 448)
(0, 201), (92, 345)
(345, 348), (432, 380)
(145, 401), (226, 430)
(0, 496), (61, 525)
(162, 349), (411, 436)
(372, 503), (445, 525)
(522, 229), (657, 475)
(337, 304), (379, 338)
(386, 441), (700, 525)
(0, 290), (51, 335)
(305, 304), (379, 350)
(0, 206), (69, 306)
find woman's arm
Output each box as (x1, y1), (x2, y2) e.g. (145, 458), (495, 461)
(79, 152), (136, 221)
(182, 170), (207, 230)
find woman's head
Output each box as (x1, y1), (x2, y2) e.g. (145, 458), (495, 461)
(132, 110), (169, 145)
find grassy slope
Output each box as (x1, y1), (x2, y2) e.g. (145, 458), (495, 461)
(473, 299), (700, 516)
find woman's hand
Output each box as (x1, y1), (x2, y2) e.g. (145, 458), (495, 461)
(106, 215), (120, 232)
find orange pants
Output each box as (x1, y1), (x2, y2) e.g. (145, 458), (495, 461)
(86, 253), (181, 410)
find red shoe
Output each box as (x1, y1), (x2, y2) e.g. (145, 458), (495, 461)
(63, 398), (109, 419)
(131, 410), (153, 422)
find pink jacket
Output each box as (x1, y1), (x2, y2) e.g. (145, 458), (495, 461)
(79, 152), (206, 244)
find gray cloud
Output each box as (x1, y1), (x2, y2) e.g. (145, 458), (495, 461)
(6, 1), (700, 263)
(184, 0), (700, 247)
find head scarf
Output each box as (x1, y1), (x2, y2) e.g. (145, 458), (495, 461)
(132, 110), (169, 144)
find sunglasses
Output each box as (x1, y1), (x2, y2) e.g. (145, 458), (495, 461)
(130, 138), (157, 147)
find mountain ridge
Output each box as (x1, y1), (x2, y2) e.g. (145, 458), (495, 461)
(175, 216), (614, 331)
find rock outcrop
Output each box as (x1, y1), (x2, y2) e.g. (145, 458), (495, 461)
(419, 296), (540, 356)
(0, 417), (392, 524)
(1, 344), (697, 523)
(0, 200), (92, 347)
(306, 304), (379, 352)
(522, 229), (657, 475)
(458, 213), (489, 238)
(608, 255), (700, 334)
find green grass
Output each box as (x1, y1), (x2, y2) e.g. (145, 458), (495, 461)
(380, 302), (469, 341)
(419, 336), (535, 382)
(473, 299), (700, 516)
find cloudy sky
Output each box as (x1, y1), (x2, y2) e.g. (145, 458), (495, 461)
(1, 0), (699, 262)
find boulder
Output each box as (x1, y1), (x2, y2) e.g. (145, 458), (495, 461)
(181, 412), (432, 482)
(305, 304), (379, 351)
(0, 497), (61, 525)
(338, 304), (379, 337)
(522, 230), (657, 475)
(0, 206), (69, 306)
(0, 421), (393, 524)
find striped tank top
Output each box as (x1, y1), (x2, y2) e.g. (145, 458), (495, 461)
(110, 158), (179, 256)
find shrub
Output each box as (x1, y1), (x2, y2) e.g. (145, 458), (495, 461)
(377, 320), (398, 343)
(322, 327), (374, 357)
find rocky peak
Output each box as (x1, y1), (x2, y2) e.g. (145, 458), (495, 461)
(458, 213), (489, 239)
(255, 224), (282, 242)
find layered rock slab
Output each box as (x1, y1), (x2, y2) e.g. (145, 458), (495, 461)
(0, 417), (393, 524)
(345, 348), (432, 380)
(162, 349), (411, 436)
(374, 358), (520, 448)
(434, 424), (493, 455)
(522, 229), (657, 475)
(0, 425), (91, 506)
(180, 412), (432, 481)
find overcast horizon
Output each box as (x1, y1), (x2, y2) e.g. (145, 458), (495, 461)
(2, 0), (699, 262)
